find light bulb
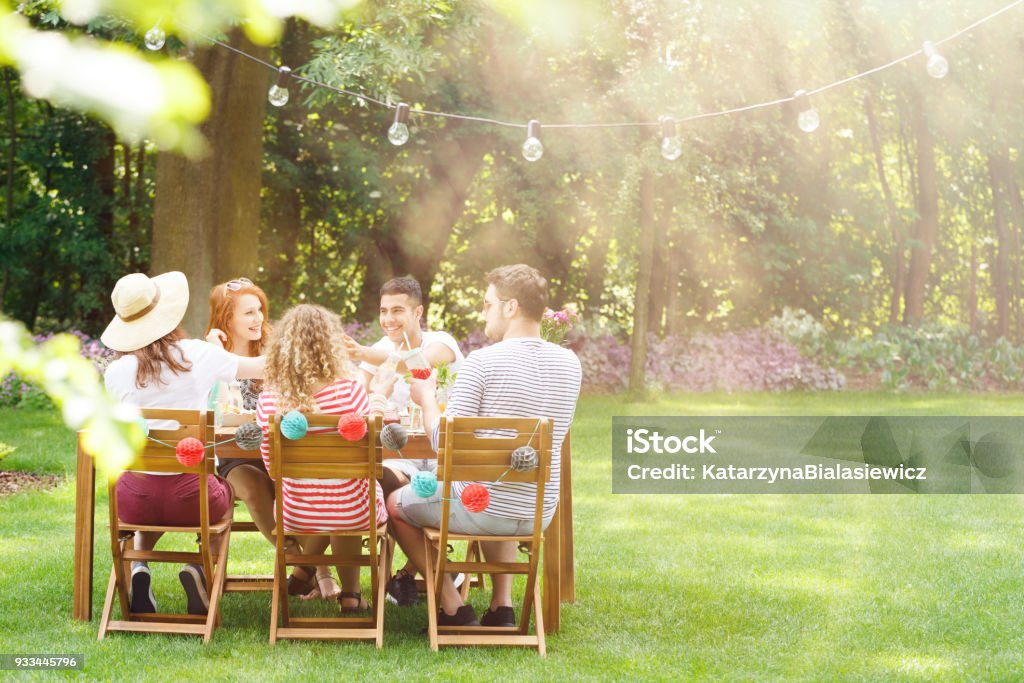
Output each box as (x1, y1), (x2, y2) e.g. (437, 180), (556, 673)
(797, 107), (820, 133)
(144, 26), (165, 51)
(922, 42), (948, 79)
(268, 66), (291, 107)
(793, 90), (819, 133)
(388, 103), (410, 145)
(659, 116), (682, 160)
(522, 120), (543, 162)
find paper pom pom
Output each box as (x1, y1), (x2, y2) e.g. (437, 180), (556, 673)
(281, 410), (308, 440)
(175, 437), (205, 466)
(135, 416), (150, 437)
(410, 368), (431, 380)
(461, 483), (490, 513)
(338, 413), (367, 441)
(511, 445), (539, 472)
(234, 422), (263, 450)
(411, 470), (438, 498)
(380, 423), (409, 451)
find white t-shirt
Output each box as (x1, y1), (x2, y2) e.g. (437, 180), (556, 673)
(358, 330), (463, 410)
(105, 338), (240, 432)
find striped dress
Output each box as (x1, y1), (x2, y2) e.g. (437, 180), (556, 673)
(256, 379), (387, 533)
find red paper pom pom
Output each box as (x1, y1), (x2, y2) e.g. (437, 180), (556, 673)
(461, 483), (490, 513)
(338, 413), (367, 441)
(175, 437), (205, 466)
(410, 368), (431, 380)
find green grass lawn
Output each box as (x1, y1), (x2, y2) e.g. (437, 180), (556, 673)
(1, 392), (1023, 681)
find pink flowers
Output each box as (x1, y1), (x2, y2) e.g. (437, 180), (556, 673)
(541, 307), (579, 345)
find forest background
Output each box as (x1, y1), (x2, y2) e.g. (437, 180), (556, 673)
(3, 0), (1024, 398)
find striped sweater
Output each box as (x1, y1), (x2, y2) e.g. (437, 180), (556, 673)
(442, 337), (582, 523)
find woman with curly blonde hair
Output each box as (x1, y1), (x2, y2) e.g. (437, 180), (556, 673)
(255, 304), (388, 611)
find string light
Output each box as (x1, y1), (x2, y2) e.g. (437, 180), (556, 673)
(659, 116), (682, 161)
(388, 102), (410, 145)
(144, 24), (165, 51)
(792, 90), (820, 133)
(198, 0), (1022, 146)
(522, 120), (543, 162)
(921, 41), (949, 79)
(268, 66), (291, 107)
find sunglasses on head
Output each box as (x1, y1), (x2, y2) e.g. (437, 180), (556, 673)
(224, 277), (254, 294)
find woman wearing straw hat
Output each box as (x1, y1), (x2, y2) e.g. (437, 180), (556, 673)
(101, 271), (265, 616)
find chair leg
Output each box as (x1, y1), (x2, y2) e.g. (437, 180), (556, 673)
(374, 537), (388, 649)
(533, 581), (546, 657)
(97, 566), (118, 640)
(203, 529), (231, 643)
(422, 534), (439, 652)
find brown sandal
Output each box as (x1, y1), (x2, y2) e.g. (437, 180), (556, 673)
(339, 591), (369, 613)
(287, 565), (316, 596)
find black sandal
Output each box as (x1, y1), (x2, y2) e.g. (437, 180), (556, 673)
(287, 566), (316, 596)
(338, 591), (369, 613)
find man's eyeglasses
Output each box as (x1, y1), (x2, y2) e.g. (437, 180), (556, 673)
(224, 277), (253, 294)
(482, 298), (510, 313)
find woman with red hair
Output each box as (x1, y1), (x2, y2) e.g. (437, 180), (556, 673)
(205, 278), (276, 546)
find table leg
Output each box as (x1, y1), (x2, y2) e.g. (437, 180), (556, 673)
(73, 434), (95, 621)
(561, 431), (575, 604)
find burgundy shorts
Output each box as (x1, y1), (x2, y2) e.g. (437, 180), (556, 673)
(116, 472), (233, 526)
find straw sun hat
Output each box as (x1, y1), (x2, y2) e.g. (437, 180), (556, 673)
(100, 271), (189, 352)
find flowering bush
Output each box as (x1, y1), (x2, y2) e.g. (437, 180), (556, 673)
(1, 331), (114, 408)
(573, 330), (844, 394)
(541, 308), (579, 345)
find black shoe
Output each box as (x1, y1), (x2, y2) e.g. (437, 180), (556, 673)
(438, 605), (479, 627)
(129, 565), (157, 613)
(386, 570), (421, 606)
(179, 564), (210, 615)
(480, 605), (516, 627)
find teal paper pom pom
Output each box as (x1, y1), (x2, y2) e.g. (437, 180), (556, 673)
(135, 416), (150, 437)
(235, 421), (263, 450)
(281, 410), (308, 440)
(411, 470), (438, 498)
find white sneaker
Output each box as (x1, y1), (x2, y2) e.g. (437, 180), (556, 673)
(179, 564), (209, 615)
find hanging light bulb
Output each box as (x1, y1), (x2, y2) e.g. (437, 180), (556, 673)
(268, 66), (291, 107)
(659, 116), (683, 161)
(388, 103), (410, 145)
(522, 120), (543, 162)
(793, 90), (820, 133)
(144, 25), (165, 51)
(922, 41), (949, 79)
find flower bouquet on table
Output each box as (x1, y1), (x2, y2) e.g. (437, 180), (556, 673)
(541, 306), (579, 345)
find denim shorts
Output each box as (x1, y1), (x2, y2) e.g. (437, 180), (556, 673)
(394, 485), (547, 536)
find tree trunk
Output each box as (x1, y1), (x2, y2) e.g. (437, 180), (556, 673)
(629, 169), (655, 396)
(864, 93), (904, 325)
(1003, 163), (1024, 343)
(647, 189), (671, 336)
(1, 67), (17, 311)
(902, 95), (938, 325)
(151, 31), (269, 336)
(987, 151), (1012, 339)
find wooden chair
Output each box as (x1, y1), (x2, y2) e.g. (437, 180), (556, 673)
(423, 416), (553, 655)
(98, 409), (232, 643)
(268, 413), (388, 647)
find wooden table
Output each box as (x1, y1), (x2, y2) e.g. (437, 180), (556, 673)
(72, 428), (575, 631)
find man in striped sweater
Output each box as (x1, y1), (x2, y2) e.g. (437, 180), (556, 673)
(389, 264), (582, 628)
